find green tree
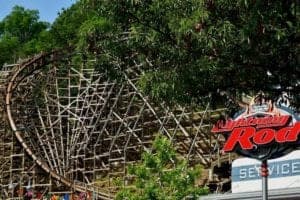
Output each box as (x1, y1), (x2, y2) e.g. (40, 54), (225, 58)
(1, 6), (49, 43)
(71, 0), (299, 109)
(116, 135), (208, 200)
(0, 35), (20, 64)
(2, 1), (296, 109)
(50, 3), (89, 48)
(0, 6), (49, 66)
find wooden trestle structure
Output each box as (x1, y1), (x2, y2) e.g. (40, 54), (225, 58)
(0, 51), (233, 199)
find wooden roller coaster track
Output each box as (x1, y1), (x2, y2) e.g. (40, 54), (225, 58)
(5, 52), (113, 199)
(0, 51), (231, 199)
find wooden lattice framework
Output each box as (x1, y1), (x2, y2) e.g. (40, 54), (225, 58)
(0, 52), (232, 199)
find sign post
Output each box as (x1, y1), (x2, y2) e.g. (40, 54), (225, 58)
(212, 92), (299, 199)
(261, 160), (268, 200)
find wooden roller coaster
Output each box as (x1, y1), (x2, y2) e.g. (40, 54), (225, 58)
(0, 51), (233, 199)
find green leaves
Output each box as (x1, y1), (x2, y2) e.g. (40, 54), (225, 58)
(0, 35), (19, 64)
(1, 6), (49, 42)
(124, 0), (298, 106)
(0, 6), (49, 66)
(116, 135), (208, 200)
(77, 17), (113, 51)
(2, 0), (298, 108)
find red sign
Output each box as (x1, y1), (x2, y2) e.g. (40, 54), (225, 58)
(212, 93), (300, 155)
(212, 115), (291, 133)
(213, 119), (300, 152)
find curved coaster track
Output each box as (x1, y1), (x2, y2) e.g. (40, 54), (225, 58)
(0, 51), (231, 199)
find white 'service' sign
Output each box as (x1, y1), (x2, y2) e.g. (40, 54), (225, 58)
(232, 150), (300, 193)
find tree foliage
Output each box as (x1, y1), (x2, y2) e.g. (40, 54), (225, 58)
(71, 0), (299, 109)
(0, 6), (50, 65)
(0, 1), (298, 109)
(116, 135), (208, 200)
(50, 3), (88, 48)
